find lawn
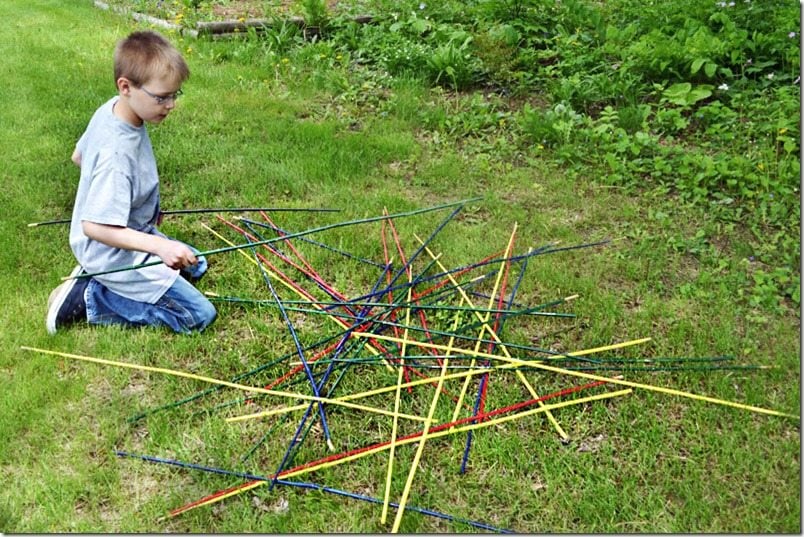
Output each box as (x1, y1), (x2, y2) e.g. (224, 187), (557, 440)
(0, 0), (799, 533)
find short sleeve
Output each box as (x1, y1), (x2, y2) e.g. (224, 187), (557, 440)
(80, 152), (132, 227)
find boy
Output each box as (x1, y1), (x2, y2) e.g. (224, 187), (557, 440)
(46, 30), (216, 335)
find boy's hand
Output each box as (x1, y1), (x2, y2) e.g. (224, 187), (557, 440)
(156, 239), (198, 270)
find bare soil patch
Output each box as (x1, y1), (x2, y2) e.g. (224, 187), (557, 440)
(208, 0), (342, 19)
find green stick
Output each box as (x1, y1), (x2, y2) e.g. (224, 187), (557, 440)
(28, 206), (340, 227)
(64, 198), (480, 280)
(208, 294), (574, 318)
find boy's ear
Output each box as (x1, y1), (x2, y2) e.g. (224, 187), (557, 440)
(116, 77), (133, 96)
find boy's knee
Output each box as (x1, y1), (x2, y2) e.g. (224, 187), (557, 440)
(193, 299), (217, 332)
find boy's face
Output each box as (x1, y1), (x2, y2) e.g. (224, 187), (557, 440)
(117, 74), (183, 126)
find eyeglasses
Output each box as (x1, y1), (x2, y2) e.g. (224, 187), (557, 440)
(138, 85), (183, 105)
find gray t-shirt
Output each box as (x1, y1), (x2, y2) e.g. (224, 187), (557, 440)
(69, 97), (178, 304)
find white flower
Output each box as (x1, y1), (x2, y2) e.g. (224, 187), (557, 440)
(718, 83), (729, 91)
(789, 32), (797, 38)
(766, 73), (775, 80)
(419, 2), (426, 9)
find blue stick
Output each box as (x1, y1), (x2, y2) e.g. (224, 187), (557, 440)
(459, 372), (487, 474)
(276, 478), (513, 533)
(265, 262), (394, 491)
(246, 235), (334, 451)
(113, 450), (513, 532)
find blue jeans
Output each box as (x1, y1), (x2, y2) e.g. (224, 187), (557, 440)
(85, 255), (216, 334)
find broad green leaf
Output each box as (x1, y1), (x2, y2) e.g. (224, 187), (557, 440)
(411, 18), (431, 34)
(663, 82), (691, 105)
(688, 85), (713, 104)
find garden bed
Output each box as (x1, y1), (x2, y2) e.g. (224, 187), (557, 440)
(208, 0), (341, 19)
(99, 0), (373, 37)
(104, 0), (369, 23)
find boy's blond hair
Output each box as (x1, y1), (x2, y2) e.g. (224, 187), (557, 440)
(114, 31), (189, 87)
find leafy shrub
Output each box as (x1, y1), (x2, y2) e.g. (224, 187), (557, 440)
(299, 0), (329, 31)
(425, 36), (479, 90)
(519, 102), (584, 147)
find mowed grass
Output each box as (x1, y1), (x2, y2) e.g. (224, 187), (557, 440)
(0, 1), (799, 533)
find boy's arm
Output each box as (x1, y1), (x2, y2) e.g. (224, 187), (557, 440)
(72, 148), (82, 167)
(82, 221), (197, 270)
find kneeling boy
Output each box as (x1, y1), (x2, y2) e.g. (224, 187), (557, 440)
(46, 30), (216, 335)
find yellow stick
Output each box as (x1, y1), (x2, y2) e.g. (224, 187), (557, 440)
(381, 271), (414, 524)
(381, 358), (406, 524)
(200, 222), (297, 296)
(19, 346), (425, 422)
(391, 344), (452, 531)
(450, 224), (516, 425)
(348, 334), (799, 419)
(172, 388), (634, 517)
(415, 236), (570, 441)
(352, 333), (650, 363)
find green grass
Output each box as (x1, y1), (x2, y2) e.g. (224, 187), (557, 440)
(0, 0), (799, 533)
